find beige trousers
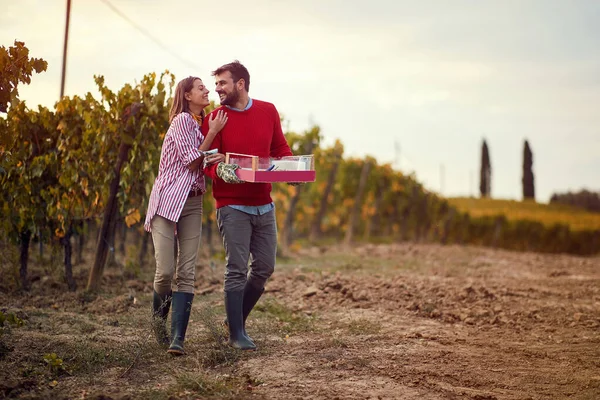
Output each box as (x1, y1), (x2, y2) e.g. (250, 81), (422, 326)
(151, 195), (203, 295)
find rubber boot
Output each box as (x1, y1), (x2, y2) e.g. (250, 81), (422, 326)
(167, 292), (194, 356)
(224, 290), (256, 350)
(152, 290), (172, 346)
(223, 283), (265, 330)
(242, 283), (265, 326)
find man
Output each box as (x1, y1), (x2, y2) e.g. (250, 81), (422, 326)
(202, 60), (293, 350)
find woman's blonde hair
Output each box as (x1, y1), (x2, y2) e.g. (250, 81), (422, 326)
(169, 76), (204, 123)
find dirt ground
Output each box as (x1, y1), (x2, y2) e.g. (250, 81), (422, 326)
(1, 242), (599, 399)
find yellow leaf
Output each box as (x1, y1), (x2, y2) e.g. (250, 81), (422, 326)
(125, 209), (141, 227)
(49, 380), (58, 387)
(81, 178), (89, 196)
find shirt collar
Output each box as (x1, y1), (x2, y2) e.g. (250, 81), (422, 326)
(226, 97), (253, 112)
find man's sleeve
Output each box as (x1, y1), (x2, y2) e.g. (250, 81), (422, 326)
(270, 106), (293, 157)
(202, 113), (221, 180)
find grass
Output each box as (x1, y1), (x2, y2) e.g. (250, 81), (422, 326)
(289, 250), (425, 278)
(4, 330), (144, 383)
(254, 299), (315, 334)
(448, 197), (600, 231)
(0, 238), (301, 399)
(192, 302), (241, 368)
(0, 296), (255, 399)
(44, 331), (150, 375)
(1, 304), (164, 385)
(174, 371), (237, 396)
(136, 371), (257, 400)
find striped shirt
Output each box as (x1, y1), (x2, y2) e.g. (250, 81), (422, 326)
(144, 112), (205, 232)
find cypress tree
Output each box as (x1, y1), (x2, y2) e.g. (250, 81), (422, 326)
(480, 139), (491, 197)
(522, 140), (535, 200)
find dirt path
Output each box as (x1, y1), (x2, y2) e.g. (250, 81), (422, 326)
(235, 243), (600, 400)
(1, 243), (599, 399)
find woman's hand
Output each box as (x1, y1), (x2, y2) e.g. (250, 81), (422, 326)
(207, 110), (228, 135)
(204, 152), (225, 165)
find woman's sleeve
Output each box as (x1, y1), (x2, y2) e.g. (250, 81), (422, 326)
(171, 114), (203, 166)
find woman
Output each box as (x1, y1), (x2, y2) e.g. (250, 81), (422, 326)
(144, 76), (227, 356)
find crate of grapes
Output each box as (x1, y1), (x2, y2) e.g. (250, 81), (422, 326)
(225, 152), (316, 183)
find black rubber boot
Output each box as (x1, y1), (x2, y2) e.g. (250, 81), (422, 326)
(223, 283), (265, 329)
(242, 283), (265, 325)
(224, 290), (256, 350)
(152, 290), (172, 346)
(167, 292), (194, 356)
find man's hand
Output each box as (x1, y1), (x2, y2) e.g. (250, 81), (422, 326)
(216, 162), (245, 184)
(204, 152), (225, 166)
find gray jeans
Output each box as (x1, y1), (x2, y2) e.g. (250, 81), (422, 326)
(216, 206), (278, 292)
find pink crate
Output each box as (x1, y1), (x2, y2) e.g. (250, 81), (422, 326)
(226, 152), (316, 183)
(236, 169), (316, 183)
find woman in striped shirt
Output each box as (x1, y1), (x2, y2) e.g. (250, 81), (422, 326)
(144, 76), (227, 356)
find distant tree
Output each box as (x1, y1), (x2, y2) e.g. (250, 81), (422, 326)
(550, 189), (600, 213)
(479, 139), (491, 198)
(522, 140), (535, 200)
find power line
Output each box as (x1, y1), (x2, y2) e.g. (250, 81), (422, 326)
(99, 0), (201, 70)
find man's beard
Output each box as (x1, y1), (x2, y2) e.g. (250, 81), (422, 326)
(220, 87), (240, 106)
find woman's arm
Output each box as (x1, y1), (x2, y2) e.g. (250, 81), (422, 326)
(172, 114), (204, 167)
(199, 110), (227, 152)
(188, 110), (228, 171)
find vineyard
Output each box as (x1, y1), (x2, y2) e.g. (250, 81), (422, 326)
(448, 197), (600, 232)
(2, 41), (600, 294)
(1, 41), (599, 400)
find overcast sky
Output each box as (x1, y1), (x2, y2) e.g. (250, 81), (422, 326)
(2, 0), (599, 202)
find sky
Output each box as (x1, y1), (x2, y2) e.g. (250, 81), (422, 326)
(2, 0), (599, 202)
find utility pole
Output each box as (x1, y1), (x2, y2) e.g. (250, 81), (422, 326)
(60, 0), (72, 99)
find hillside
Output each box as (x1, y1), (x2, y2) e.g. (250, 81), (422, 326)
(448, 197), (600, 232)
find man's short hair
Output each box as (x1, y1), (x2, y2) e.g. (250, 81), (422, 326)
(212, 60), (250, 92)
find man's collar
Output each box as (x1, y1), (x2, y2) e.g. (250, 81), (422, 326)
(225, 98), (253, 112)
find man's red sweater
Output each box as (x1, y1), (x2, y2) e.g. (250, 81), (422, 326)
(202, 99), (292, 209)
